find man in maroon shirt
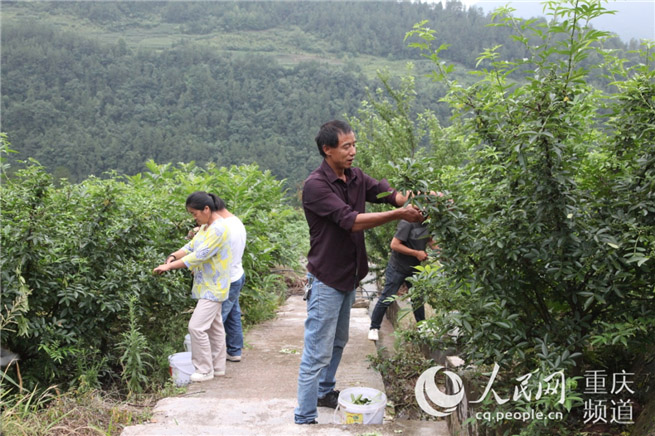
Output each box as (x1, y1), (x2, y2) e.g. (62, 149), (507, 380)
(294, 120), (423, 424)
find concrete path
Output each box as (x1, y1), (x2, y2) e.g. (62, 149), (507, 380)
(121, 294), (448, 436)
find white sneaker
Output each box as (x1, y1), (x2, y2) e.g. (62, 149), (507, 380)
(368, 329), (379, 341)
(214, 370), (225, 376)
(190, 372), (214, 382)
(226, 354), (242, 362)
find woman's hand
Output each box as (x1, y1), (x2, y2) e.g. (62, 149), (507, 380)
(153, 263), (171, 275)
(154, 255), (187, 275)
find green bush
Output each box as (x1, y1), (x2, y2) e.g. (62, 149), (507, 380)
(405, 0), (654, 367)
(0, 139), (306, 393)
(350, 65), (466, 271)
(353, 1), (654, 432)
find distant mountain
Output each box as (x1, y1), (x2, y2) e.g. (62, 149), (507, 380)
(1, 0), (644, 187)
(469, 0), (654, 42)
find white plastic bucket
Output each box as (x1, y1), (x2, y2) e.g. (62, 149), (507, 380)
(184, 334), (191, 352)
(168, 352), (194, 386)
(334, 387), (386, 425)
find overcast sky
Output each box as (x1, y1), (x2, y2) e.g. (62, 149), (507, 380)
(466, 0), (654, 42)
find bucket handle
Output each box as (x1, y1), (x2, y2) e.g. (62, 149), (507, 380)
(332, 403), (341, 424)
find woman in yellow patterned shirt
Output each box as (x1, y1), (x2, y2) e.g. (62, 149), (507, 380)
(154, 191), (232, 382)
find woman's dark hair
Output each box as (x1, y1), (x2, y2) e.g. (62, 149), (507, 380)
(185, 191), (226, 212)
(315, 120), (352, 157)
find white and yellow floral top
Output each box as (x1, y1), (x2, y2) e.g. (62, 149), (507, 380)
(181, 219), (232, 302)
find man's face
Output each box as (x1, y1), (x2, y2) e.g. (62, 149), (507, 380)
(324, 131), (356, 172)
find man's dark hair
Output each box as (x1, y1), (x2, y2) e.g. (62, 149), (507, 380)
(185, 191), (226, 212)
(315, 120), (352, 158)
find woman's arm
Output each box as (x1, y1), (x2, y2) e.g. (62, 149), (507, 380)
(153, 248), (190, 274)
(165, 249), (188, 264)
(153, 257), (188, 274)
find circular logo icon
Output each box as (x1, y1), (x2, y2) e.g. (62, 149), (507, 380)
(415, 365), (465, 417)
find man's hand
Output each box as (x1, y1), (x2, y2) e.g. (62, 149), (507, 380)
(416, 250), (428, 262)
(399, 204), (423, 223)
(351, 202), (422, 232)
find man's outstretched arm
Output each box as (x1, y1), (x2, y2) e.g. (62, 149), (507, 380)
(351, 203), (422, 232)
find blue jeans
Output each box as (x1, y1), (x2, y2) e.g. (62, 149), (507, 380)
(294, 273), (356, 424)
(369, 263), (425, 330)
(221, 274), (246, 357)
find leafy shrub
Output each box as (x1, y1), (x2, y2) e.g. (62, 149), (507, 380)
(0, 139), (306, 393)
(350, 66), (466, 270)
(404, 0), (654, 368)
(354, 1), (654, 432)
(118, 297), (153, 398)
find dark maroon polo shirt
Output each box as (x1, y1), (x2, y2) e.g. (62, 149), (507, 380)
(302, 159), (398, 292)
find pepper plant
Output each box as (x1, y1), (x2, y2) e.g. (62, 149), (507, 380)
(1, 138), (306, 393)
(354, 0), (653, 430)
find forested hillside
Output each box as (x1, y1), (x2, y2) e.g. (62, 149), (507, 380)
(1, 1), (629, 186)
(2, 2), (653, 433)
